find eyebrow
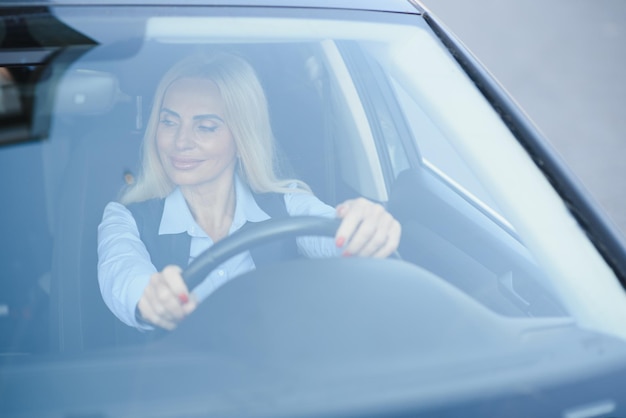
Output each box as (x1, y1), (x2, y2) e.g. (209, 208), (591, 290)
(160, 108), (225, 123)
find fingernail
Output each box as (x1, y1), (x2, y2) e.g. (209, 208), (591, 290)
(178, 294), (189, 304)
(336, 236), (345, 248)
(342, 251), (352, 257)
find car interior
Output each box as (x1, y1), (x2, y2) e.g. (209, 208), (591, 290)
(1, 34), (568, 356)
(6, 8), (626, 418)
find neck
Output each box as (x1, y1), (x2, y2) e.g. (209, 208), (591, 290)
(181, 175), (237, 243)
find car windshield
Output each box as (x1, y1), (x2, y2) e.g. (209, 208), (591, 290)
(2, 4), (626, 416)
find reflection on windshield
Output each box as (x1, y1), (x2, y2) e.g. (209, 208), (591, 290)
(2, 8), (626, 418)
(2, 9), (619, 366)
(0, 68), (20, 116)
(0, 6), (97, 146)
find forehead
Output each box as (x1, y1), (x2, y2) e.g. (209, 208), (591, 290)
(161, 77), (223, 111)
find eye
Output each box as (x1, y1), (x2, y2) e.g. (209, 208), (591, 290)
(159, 118), (177, 128)
(197, 124), (218, 133)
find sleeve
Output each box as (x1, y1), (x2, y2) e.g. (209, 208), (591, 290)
(284, 191), (342, 258)
(97, 201), (156, 330)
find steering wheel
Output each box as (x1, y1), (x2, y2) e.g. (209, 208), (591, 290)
(182, 216), (341, 292)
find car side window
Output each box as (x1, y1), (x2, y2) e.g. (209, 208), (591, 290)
(390, 77), (505, 216)
(337, 43), (411, 183)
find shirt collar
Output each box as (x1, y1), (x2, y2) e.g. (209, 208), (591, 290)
(231, 175), (270, 230)
(158, 176), (270, 237)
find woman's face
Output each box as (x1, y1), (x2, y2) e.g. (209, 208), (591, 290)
(156, 77), (237, 190)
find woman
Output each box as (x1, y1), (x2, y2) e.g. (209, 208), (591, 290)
(98, 52), (401, 331)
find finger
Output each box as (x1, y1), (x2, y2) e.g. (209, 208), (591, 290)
(148, 292), (196, 330)
(356, 213), (401, 257)
(354, 214), (395, 257)
(342, 200), (388, 256)
(371, 219), (402, 258)
(137, 297), (178, 330)
(142, 282), (179, 324)
(344, 219), (378, 256)
(161, 265), (191, 304)
(181, 293), (198, 316)
(334, 198), (369, 251)
(152, 268), (189, 321)
(141, 268), (188, 324)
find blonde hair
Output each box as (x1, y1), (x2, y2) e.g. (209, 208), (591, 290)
(120, 52), (309, 205)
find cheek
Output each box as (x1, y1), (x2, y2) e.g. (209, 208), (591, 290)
(224, 142), (238, 166)
(154, 135), (172, 170)
(223, 129), (238, 156)
(224, 138), (237, 159)
(154, 136), (167, 162)
(208, 131), (237, 160)
(155, 128), (170, 150)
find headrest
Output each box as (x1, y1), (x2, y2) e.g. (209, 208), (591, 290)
(54, 69), (130, 115)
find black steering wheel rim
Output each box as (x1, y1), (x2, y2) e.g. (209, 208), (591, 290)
(182, 216), (340, 292)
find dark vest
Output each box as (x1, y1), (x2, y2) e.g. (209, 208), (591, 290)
(126, 192), (299, 274)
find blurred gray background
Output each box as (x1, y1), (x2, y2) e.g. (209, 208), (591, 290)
(421, 0), (626, 237)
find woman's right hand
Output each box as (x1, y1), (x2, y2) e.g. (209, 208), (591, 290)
(136, 265), (198, 330)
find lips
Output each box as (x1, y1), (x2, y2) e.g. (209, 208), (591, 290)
(169, 156), (204, 170)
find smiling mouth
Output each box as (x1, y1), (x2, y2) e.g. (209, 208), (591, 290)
(170, 157), (204, 170)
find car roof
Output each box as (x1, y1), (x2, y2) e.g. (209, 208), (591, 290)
(3, 0), (423, 14)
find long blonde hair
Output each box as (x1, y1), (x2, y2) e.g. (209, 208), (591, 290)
(120, 52), (309, 205)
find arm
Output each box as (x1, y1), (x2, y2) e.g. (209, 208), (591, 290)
(97, 201), (156, 329)
(285, 193), (401, 259)
(98, 202), (197, 330)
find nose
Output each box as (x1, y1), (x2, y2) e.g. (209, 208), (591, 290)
(174, 122), (195, 150)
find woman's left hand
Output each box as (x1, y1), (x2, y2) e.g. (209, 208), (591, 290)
(334, 197), (401, 258)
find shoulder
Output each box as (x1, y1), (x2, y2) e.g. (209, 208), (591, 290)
(101, 201), (134, 225)
(250, 191), (288, 219)
(125, 198), (165, 220)
(124, 198), (166, 235)
(98, 201), (139, 240)
(100, 200), (152, 232)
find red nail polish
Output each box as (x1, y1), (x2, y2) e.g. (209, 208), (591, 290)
(178, 294), (189, 304)
(336, 236), (345, 248)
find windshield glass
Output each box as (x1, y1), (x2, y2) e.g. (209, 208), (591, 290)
(2, 5), (626, 416)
